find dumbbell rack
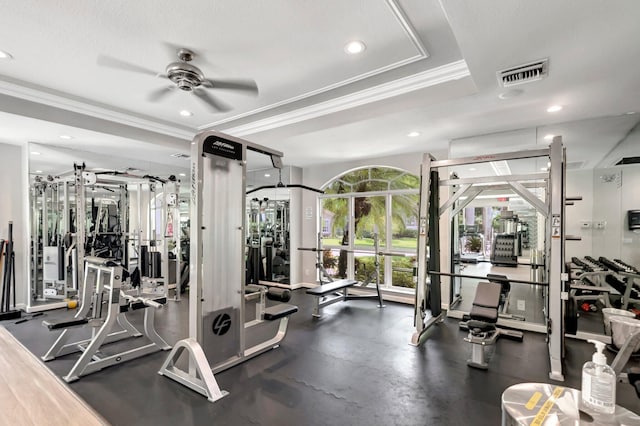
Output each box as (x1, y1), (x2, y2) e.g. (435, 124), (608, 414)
(571, 256), (640, 310)
(490, 234), (518, 266)
(598, 257), (640, 310)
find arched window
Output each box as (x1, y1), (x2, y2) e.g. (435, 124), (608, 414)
(319, 166), (419, 290)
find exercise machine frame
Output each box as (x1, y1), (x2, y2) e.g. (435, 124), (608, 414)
(412, 138), (567, 381)
(27, 166), (181, 312)
(41, 256), (170, 382)
(158, 131), (298, 403)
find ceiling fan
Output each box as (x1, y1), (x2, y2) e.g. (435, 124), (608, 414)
(97, 46), (258, 112)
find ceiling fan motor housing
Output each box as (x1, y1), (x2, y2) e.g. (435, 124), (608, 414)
(166, 62), (205, 91)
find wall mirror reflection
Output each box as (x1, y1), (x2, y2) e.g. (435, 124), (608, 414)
(27, 142), (188, 312)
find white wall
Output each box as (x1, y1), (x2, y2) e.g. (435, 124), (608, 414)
(591, 165), (640, 265)
(619, 166), (640, 265)
(591, 122), (640, 265)
(0, 143), (28, 308)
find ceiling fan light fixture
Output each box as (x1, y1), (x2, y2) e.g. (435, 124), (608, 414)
(344, 40), (366, 55)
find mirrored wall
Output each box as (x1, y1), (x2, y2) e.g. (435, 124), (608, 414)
(27, 142), (188, 311)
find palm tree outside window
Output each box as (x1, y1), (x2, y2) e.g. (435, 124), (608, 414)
(319, 167), (419, 289)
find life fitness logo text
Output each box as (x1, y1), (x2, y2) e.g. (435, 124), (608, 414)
(212, 313), (232, 336)
(213, 140), (234, 150)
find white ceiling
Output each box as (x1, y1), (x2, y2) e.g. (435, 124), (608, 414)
(0, 0), (639, 175)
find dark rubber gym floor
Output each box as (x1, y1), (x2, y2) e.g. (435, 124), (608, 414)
(3, 290), (639, 426)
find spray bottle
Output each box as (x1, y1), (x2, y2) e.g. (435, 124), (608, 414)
(581, 339), (616, 414)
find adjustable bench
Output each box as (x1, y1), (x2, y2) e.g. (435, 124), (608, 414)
(306, 279), (358, 318)
(462, 281), (523, 369)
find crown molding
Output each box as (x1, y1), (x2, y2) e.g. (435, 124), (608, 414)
(201, 0), (429, 130)
(220, 60), (470, 137)
(0, 77), (194, 140)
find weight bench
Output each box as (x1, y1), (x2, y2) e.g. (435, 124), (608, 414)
(306, 279), (358, 318)
(461, 281), (523, 369)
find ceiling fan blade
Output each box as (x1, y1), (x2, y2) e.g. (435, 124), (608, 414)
(203, 78), (258, 94)
(147, 86), (175, 102)
(193, 89), (232, 112)
(97, 55), (159, 77)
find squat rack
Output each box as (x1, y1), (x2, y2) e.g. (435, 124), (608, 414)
(411, 137), (567, 381)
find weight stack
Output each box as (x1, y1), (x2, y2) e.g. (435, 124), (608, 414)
(149, 252), (162, 278)
(140, 245), (149, 277)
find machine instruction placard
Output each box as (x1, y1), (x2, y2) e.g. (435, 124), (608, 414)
(551, 214), (561, 238)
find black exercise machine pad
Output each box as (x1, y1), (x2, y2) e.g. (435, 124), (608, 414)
(264, 303), (298, 321)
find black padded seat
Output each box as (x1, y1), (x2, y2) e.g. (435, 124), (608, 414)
(470, 306), (499, 323)
(264, 303), (298, 321)
(487, 273), (511, 293)
(469, 282), (502, 323)
(306, 279), (358, 296)
(43, 318), (89, 330)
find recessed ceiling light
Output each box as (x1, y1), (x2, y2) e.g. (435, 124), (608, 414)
(344, 40), (366, 55)
(179, 110), (193, 117)
(31, 151), (41, 155)
(264, 173), (271, 177)
(625, 111), (636, 115)
(541, 167), (548, 171)
(0, 50), (13, 60)
(407, 131), (420, 137)
(469, 167), (476, 171)
(546, 105), (562, 113)
(544, 134), (555, 141)
(59, 135), (73, 140)
(179, 173), (186, 177)
(35, 170), (43, 173)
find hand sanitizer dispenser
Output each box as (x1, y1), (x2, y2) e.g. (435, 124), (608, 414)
(581, 339), (616, 414)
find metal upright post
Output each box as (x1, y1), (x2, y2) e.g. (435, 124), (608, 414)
(547, 137), (565, 381)
(119, 184), (128, 271)
(411, 154), (443, 346)
(75, 166), (86, 294)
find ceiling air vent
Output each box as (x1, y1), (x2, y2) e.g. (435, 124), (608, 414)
(497, 59), (548, 88)
(615, 156), (640, 165)
(171, 153), (189, 159)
